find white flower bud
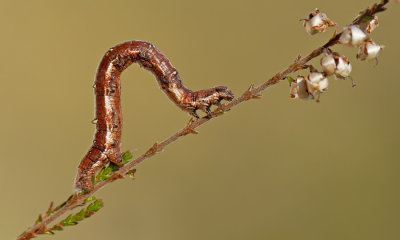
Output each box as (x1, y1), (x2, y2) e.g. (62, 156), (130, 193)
(290, 76), (312, 100)
(306, 72), (329, 95)
(334, 55), (352, 79)
(357, 39), (384, 61)
(339, 25), (367, 46)
(359, 15), (379, 33)
(290, 81), (297, 99)
(320, 51), (352, 79)
(303, 9), (336, 35)
(320, 53), (336, 75)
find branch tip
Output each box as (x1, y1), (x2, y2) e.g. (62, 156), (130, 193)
(145, 143), (159, 156)
(181, 127), (199, 136)
(243, 84), (262, 100)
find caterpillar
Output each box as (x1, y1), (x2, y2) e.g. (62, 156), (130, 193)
(75, 40), (234, 191)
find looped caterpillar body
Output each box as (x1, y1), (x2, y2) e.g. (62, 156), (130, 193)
(75, 40), (234, 191)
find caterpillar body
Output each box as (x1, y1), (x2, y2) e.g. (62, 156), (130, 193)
(75, 40), (234, 191)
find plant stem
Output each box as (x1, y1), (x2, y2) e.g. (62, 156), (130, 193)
(16, 1), (389, 239)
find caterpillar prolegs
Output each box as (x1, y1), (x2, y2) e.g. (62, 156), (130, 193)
(75, 40), (234, 191)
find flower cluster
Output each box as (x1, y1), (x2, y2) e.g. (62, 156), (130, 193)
(290, 72), (328, 102)
(302, 9), (336, 35)
(291, 8), (384, 101)
(321, 50), (352, 79)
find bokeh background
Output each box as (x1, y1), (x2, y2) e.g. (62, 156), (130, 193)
(1, 0), (399, 239)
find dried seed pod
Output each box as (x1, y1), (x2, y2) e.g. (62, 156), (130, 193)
(290, 76), (312, 100)
(357, 39), (384, 61)
(303, 9), (336, 35)
(359, 15), (379, 33)
(334, 56), (352, 79)
(321, 51), (352, 79)
(320, 52), (336, 75)
(339, 25), (367, 46)
(305, 72), (329, 97)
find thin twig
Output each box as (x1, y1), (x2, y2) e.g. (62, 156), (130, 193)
(12, 45), (343, 240)
(16, 1), (389, 239)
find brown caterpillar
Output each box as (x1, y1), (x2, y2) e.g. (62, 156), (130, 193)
(75, 40), (234, 191)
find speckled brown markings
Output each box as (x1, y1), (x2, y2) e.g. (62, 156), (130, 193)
(75, 40), (234, 191)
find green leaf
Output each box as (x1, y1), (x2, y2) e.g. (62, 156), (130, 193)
(86, 200), (103, 212)
(361, 14), (374, 22)
(51, 225), (63, 231)
(110, 163), (120, 171)
(60, 215), (78, 226)
(55, 198), (103, 231)
(126, 169), (136, 180)
(35, 214), (43, 225)
(62, 222), (78, 226)
(52, 195), (73, 213)
(80, 189), (90, 195)
(97, 167), (106, 176)
(46, 202), (54, 216)
(96, 175), (105, 182)
(287, 76), (294, 85)
(122, 151), (133, 163)
(70, 210), (85, 222)
(76, 209), (86, 218)
(60, 215), (71, 225)
(103, 166), (113, 175)
(94, 161), (125, 184)
(95, 167), (109, 182)
(84, 196), (97, 203)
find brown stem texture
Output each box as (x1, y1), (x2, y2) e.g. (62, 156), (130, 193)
(17, 1), (389, 239)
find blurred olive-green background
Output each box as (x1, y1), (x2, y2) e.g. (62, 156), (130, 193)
(1, 0), (399, 239)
